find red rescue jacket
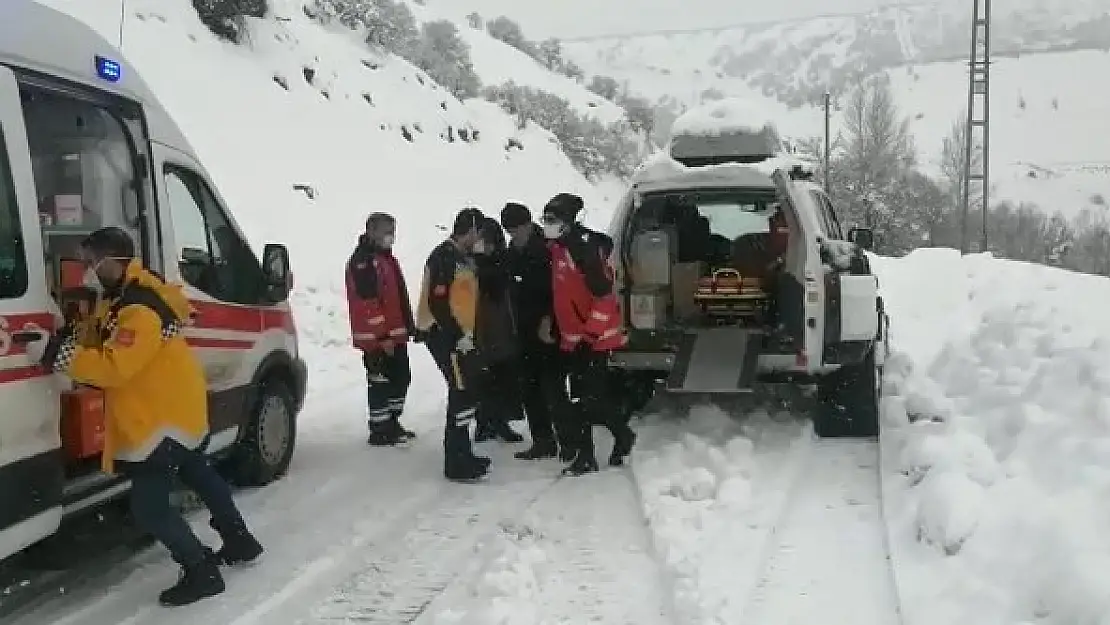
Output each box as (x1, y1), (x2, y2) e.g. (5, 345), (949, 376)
(549, 224), (626, 353)
(345, 236), (414, 352)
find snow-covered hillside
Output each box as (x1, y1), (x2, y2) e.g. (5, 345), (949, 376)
(562, 8), (1110, 219)
(33, 0), (626, 398)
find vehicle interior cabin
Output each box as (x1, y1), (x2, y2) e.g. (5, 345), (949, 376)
(621, 186), (805, 353)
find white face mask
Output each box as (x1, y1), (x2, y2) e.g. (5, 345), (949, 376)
(380, 234), (395, 248)
(542, 222), (564, 240)
(471, 241), (486, 255)
(82, 266), (103, 294)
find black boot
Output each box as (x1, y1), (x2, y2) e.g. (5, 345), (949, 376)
(608, 424), (637, 467)
(514, 439), (557, 460)
(367, 429), (405, 446)
(495, 421), (524, 443)
(391, 417), (416, 440)
(474, 422), (497, 442)
(558, 444), (576, 463)
(562, 449), (599, 476)
(209, 518), (263, 566)
(159, 556), (225, 607)
(445, 454), (490, 482)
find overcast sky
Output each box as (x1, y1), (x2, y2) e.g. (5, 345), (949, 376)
(437, 0), (894, 38)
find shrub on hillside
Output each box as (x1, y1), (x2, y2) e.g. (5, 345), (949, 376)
(483, 81), (639, 179)
(485, 16), (537, 57)
(587, 75), (620, 101)
(192, 0), (267, 42)
(307, 0), (418, 56)
(412, 21), (481, 99)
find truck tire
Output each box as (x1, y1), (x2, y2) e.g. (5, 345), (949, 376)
(814, 347), (880, 438)
(227, 380), (297, 487)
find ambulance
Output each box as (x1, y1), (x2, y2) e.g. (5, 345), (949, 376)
(0, 1), (307, 561)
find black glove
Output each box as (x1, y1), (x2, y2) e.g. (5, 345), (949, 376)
(411, 329), (427, 344)
(363, 349), (386, 375)
(39, 325), (76, 372)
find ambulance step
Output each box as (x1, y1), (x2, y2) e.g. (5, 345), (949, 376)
(665, 328), (761, 393)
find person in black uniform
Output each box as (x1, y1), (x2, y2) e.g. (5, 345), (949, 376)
(500, 202), (574, 461)
(472, 216), (526, 443)
(415, 208), (490, 482)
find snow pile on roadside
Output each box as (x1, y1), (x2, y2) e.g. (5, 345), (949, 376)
(630, 404), (807, 623)
(669, 97), (778, 137)
(875, 248), (1110, 625)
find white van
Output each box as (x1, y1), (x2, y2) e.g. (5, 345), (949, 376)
(0, 1), (307, 562)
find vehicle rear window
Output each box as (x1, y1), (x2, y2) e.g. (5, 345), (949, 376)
(0, 126), (29, 300)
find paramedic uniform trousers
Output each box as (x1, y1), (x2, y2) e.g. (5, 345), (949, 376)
(521, 345), (571, 448)
(424, 329), (481, 467)
(565, 348), (625, 456)
(120, 438), (245, 567)
(363, 345), (412, 431)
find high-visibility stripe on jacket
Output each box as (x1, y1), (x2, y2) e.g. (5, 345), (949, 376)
(549, 224), (626, 353)
(346, 237), (415, 352)
(415, 239), (478, 341)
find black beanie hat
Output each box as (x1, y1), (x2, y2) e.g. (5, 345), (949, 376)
(543, 193), (584, 223)
(500, 202), (532, 230)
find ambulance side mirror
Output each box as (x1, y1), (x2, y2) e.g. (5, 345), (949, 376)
(261, 243), (292, 303)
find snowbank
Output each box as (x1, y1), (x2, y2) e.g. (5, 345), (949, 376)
(629, 404), (808, 623)
(670, 97), (777, 137)
(875, 248), (1110, 625)
(35, 0), (616, 415)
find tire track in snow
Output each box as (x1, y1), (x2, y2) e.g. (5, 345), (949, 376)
(739, 439), (902, 625)
(511, 469), (673, 625)
(298, 472), (563, 624)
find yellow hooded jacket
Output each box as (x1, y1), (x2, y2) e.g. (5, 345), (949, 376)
(57, 261), (208, 474)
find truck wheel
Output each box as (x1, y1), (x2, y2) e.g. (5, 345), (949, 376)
(814, 348), (880, 438)
(227, 380), (297, 487)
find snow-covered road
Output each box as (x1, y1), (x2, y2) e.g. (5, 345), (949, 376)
(7, 387), (906, 625)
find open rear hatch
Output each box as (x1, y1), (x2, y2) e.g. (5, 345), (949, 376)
(666, 327), (762, 393)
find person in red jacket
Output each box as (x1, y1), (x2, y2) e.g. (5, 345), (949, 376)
(541, 193), (636, 476)
(346, 213), (417, 446)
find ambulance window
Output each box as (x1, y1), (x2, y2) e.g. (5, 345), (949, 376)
(162, 166), (265, 305)
(0, 128), (29, 299)
(21, 89), (139, 237)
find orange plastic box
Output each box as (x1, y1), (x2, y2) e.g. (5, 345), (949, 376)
(60, 387), (105, 461)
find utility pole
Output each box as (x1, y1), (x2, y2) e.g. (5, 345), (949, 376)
(823, 91), (831, 194)
(959, 0), (991, 254)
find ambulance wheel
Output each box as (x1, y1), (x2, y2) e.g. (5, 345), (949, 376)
(813, 348), (880, 438)
(228, 380), (297, 487)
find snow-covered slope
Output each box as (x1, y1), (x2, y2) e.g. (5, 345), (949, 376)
(876, 249), (1110, 625)
(561, 3), (1110, 219)
(32, 0), (624, 399)
(406, 2), (626, 124)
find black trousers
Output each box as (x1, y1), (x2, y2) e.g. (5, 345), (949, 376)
(121, 439), (245, 567)
(520, 344), (571, 447)
(363, 345), (412, 432)
(424, 329), (481, 467)
(477, 358), (524, 429)
(564, 348), (628, 457)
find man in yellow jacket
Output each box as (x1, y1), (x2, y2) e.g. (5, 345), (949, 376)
(37, 227), (262, 607)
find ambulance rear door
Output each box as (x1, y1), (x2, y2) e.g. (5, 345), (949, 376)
(0, 65), (64, 560)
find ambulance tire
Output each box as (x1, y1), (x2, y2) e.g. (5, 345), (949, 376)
(813, 347), (880, 438)
(227, 380), (297, 487)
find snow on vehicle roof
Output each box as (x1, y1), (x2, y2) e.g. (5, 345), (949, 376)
(0, 0), (191, 150)
(670, 97), (778, 138)
(630, 149), (816, 194)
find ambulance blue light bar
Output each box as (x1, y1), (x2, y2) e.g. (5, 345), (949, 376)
(95, 56), (122, 83)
